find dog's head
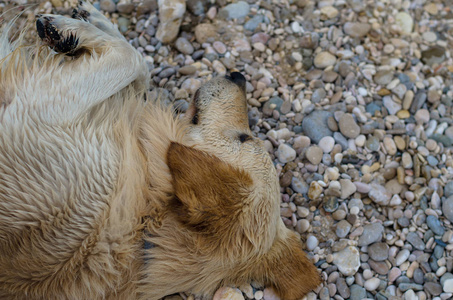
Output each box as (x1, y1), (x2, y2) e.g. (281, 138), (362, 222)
(148, 73), (320, 299)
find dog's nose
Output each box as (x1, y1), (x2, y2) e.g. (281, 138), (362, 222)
(226, 72), (246, 91)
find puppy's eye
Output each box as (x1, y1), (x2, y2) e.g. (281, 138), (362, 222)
(191, 113), (199, 125)
(239, 134), (252, 143)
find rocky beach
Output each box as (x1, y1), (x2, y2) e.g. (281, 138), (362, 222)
(1, 0), (453, 299)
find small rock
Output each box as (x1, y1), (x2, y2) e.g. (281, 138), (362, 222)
(305, 146), (323, 165)
(358, 223), (384, 246)
(443, 196), (453, 223)
(364, 277), (381, 291)
(368, 243), (389, 261)
(314, 51), (337, 69)
(333, 246), (361, 276)
(343, 22), (371, 38)
(336, 220), (352, 238)
(406, 232), (425, 250)
(308, 181), (323, 200)
(194, 24), (217, 44)
(218, 1), (250, 19)
(174, 37), (194, 55)
(427, 215), (445, 236)
(339, 113), (360, 139)
(276, 144), (296, 163)
(213, 287), (245, 300)
(302, 111), (333, 143)
(156, 0), (186, 43)
(395, 249), (410, 266)
(395, 12), (413, 34)
(306, 235), (319, 251)
(100, 0), (116, 13)
(369, 183), (391, 205)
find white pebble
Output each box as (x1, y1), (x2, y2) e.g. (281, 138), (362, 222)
(364, 277), (381, 291)
(319, 136), (335, 153)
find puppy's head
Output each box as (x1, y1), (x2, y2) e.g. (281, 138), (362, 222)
(148, 73), (320, 299)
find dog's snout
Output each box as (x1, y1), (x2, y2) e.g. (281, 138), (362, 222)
(226, 72), (246, 91)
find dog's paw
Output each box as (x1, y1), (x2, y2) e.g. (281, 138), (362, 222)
(36, 15), (79, 55)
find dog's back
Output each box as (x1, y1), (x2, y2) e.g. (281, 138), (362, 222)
(0, 14), (150, 299)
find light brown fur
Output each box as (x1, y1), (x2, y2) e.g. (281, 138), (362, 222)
(0, 2), (320, 299)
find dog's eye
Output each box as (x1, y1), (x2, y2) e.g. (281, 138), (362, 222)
(239, 134), (252, 143)
(191, 113), (199, 125)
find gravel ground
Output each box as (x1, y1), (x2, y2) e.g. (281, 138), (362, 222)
(2, 0), (453, 299)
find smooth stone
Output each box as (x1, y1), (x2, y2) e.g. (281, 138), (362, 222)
(343, 22), (371, 38)
(336, 220), (352, 238)
(364, 277), (381, 291)
(318, 136), (335, 153)
(333, 246), (361, 276)
(291, 177), (309, 194)
(244, 14), (264, 31)
(422, 45), (446, 66)
(263, 96), (284, 116)
(358, 223), (384, 246)
(369, 260), (389, 275)
(442, 196), (453, 223)
(339, 113), (360, 139)
(213, 287), (245, 300)
(395, 249), (410, 266)
(100, 0), (116, 13)
(395, 12), (413, 34)
(336, 277), (350, 298)
(174, 37), (194, 55)
(406, 232), (426, 251)
(369, 183), (391, 205)
(314, 51), (337, 69)
(383, 96), (402, 115)
(368, 243), (389, 261)
(350, 285), (367, 300)
(305, 146), (323, 165)
(374, 70), (394, 85)
(218, 1), (250, 19)
(398, 283), (423, 292)
(194, 23), (217, 44)
(156, 0), (186, 43)
(306, 235), (319, 251)
(425, 282), (442, 296)
(302, 110), (333, 143)
(427, 215), (445, 236)
(444, 181), (453, 197)
(389, 267), (402, 282)
(366, 136), (380, 151)
(276, 144), (296, 163)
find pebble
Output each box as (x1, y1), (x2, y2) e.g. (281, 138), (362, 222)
(336, 220), (351, 238)
(350, 285), (366, 300)
(305, 146), (323, 165)
(364, 277), (381, 291)
(156, 0), (186, 43)
(442, 196), (453, 223)
(318, 136), (335, 153)
(427, 215), (445, 236)
(406, 232), (426, 251)
(302, 111), (333, 143)
(213, 287), (245, 300)
(314, 52), (337, 69)
(368, 243), (389, 261)
(339, 113), (360, 139)
(332, 246), (361, 276)
(276, 144), (296, 163)
(396, 249), (411, 266)
(358, 223), (384, 246)
(174, 37), (194, 55)
(368, 184), (391, 205)
(395, 12), (413, 34)
(306, 235), (319, 251)
(218, 1), (250, 19)
(343, 22), (371, 38)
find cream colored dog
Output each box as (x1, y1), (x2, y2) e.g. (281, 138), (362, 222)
(0, 2), (320, 299)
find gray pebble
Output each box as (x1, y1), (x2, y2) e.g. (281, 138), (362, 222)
(442, 195), (453, 223)
(336, 277), (350, 299)
(368, 242), (389, 261)
(301, 110), (333, 143)
(218, 1), (250, 19)
(406, 232), (426, 250)
(444, 181), (453, 198)
(336, 220), (351, 238)
(350, 284), (366, 300)
(358, 223), (384, 246)
(244, 15), (264, 31)
(426, 215), (445, 236)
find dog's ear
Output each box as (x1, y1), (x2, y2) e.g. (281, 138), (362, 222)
(255, 232), (321, 300)
(166, 142), (253, 233)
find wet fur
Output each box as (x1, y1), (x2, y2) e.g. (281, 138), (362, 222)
(0, 3), (320, 299)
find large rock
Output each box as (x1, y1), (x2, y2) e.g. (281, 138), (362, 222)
(156, 0), (186, 44)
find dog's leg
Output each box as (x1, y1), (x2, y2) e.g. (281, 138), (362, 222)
(72, 0), (125, 40)
(33, 14), (148, 123)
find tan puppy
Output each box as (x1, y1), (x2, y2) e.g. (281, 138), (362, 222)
(0, 2), (320, 299)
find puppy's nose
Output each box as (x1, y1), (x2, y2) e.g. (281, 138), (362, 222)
(226, 72), (246, 91)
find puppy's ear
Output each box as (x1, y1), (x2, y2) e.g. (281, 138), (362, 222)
(166, 142), (253, 233)
(255, 232), (321, 300)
